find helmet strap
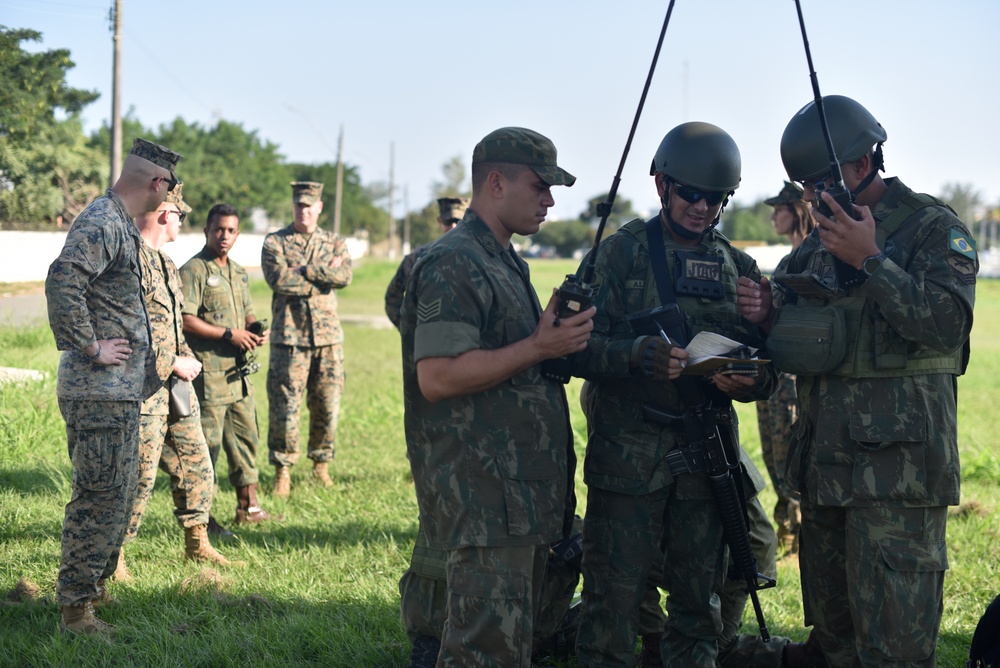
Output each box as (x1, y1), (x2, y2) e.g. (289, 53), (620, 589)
(850, 144), (885, 199)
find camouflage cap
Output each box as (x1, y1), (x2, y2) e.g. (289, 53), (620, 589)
(437, 197), (469, 222)
(472, 127), (575, 187)
(129, 138), (183, 175)
(291, 181), (324, 205)
(164, 181), (192, 213)
(764, 180), (804, 206)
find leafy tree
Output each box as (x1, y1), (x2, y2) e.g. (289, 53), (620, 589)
(430, 154), (470, 199)
(288, 162), (387, 238)
(719, 201), (780, 243)
(580, 192), (640, 232)
(533, 219), (593, 258)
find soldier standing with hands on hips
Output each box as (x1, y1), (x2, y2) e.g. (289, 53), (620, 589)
(46, 138), (182, 635)
(262, 182), (353, 497)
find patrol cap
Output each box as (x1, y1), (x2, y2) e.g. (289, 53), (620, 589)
(472, 127), (576, 187)
(437, 197), (469, 222)
(764, 181), (804, 206)
(130, 138), (183, 177)
(164, 181), (192, 213)
(291, 181), (324, 205)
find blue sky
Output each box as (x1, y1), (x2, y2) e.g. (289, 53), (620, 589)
(5, 0), (999, 222)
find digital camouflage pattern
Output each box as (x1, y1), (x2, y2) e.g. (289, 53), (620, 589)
(290, 181), (323, 205)
(46, 189), (158, 401)
(164, 181), (192, 213)
(571, 216), (776, 667)
(437, 196), (469, 222)
(755, 372), (801, 549)
(399, 210), (575, 664)
(179, 248), (261, 486)
(129, 137), (183, 174)
(773, 177), (977, 665)
(125, 242), (215, 540)
(262, 224), (352, 465)
(56, 398), (141, 606)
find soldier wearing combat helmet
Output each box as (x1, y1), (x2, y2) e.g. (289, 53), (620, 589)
(738, 95), (978, 666)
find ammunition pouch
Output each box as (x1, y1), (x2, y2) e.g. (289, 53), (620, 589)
(767, 304), (847, 375)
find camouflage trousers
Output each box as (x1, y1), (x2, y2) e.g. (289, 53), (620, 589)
(437, 543), (549, 667)
(267, 344), (343, 466)
(578, 481), (751, 668)
(56, 399), (140, 606)
(200, 394), (260, 488)
(756, 373), (801, 545)
(398, 524), (580, 646)
(800, 497), (948, 667)
(639, 492), (788, 667)
(125, 395), (215, 542)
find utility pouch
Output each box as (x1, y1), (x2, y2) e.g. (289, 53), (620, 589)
(768, 304), (847, 375)
(168, 376), (192, 419)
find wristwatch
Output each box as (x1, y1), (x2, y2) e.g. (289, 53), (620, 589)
(862, 251), (887, 278)
(222, 327), (233, 342)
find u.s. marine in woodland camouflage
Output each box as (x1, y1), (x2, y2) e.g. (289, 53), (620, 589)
(384, 196), (468, 329)
(45, 138), (181, 635)
(121, 182), (233, 576)
(739, 95), (978, 666)
(262, 181), (353, 495)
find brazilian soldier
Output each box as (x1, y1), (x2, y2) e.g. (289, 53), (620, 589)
(180, 203), (278, 526)
(384, 196), (468, 329)
(569, 123), (812, 667)
(400, 127), (594, 666)
(45, 138), (181, 635)
(262, 182), (353, 495)
(738, 95), (977, 667)
(118, 183), (233, 579)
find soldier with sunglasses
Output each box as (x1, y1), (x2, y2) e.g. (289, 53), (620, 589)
(571, 123), (805, 666)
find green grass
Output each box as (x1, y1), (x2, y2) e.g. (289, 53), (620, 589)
(1, 262), (997, 666)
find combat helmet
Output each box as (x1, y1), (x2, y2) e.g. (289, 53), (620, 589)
(780, 95), (887, 182)
(650, 121), (741, 192)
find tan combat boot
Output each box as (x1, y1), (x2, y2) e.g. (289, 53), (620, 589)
(93, 579), (117, 608)
(272, 466), (291, 498)
(60, 601), (115, 636)
(113, 550), (132, 583)
(312, 461), (333, 487)
(184, 524), (231, 565)
(234, 484), (283, 524)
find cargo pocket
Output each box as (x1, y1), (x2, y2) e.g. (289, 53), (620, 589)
(447, 566), (527, 667)
(851, 412), (927, 500)
(68, 407), (129, 492)
(499, 451), (560, 537)
(869, 538), (948, 661)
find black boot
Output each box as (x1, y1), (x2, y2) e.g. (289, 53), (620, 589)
(207, 514), (235, 539)
(407, 635), (440, 668)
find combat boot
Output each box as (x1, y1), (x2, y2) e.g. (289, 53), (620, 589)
(234, 484), (283, 524)
(783, 633), (829, 667)
(207, 514), (235, 539)
(184, 524), (232, 565)
(93, 579), (117, 608)
(113, 550), (132, 582)
(312, 461), (333, 487)
(639, 632), (662, 668)
(272, 466), (291, 498)
(407, 635), (440, 668)
(60, 601), (115, 636)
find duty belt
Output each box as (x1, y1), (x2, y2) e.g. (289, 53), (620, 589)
(643, 404), (708, 475)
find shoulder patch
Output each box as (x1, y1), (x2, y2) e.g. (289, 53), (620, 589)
(949, 228), (977, 260)
(416, 298), (442, 323)
(948, 255), (977, 285)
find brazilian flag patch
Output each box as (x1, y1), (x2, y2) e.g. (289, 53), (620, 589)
(949, 229), (977, 260)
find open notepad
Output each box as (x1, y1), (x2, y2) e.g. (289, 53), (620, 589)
(681, 331), (770, 376)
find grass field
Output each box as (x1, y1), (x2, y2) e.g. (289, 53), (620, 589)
(1, 259), (997, 667)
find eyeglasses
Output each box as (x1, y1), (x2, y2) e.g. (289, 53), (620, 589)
(673, 182), (728, 207)
(155, 174), (178, 192)
(158, 207), (186, 223)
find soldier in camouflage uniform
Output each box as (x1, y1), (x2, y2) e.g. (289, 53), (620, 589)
(119, 183), (233, 576)
(45, 138), (181, 635)
(180, 204), (278, 526)
(755, 181), (816, 556)
(400, 127), (594, 667)
(738, 95), (978, 667)
(570, 123), (802, 667)
(384, 197), (468, 329)
(262, 182), (353, 495)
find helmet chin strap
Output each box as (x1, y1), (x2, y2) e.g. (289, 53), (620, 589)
(849, 144), (885, 200)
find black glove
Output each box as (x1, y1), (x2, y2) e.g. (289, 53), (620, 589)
(630, 336), (676, 380)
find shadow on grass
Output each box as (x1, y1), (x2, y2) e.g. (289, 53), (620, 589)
(0, 462), (66, 498)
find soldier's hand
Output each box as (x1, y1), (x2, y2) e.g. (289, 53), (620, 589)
(228, 328), (261, 351)
(172, 355), (203, 381)
(534, 290), (595, 359)
(631, 336), (687, 381)
(816, 190), (879, 268)
(85, 338), (132, 366)
(710, 370), (757, 398)
(737, 276), (774, 325)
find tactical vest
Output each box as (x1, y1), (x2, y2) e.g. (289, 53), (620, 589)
(770, 194), (966, 378)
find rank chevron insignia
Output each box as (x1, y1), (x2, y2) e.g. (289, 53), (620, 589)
(417, 299), (442, 323)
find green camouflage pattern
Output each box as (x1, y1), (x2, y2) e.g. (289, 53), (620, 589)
(56, 399), (141, 606)
(763, 180), (804, 206)
(772, 178), (976, 665)
(385, 245), (429, 329)
(267, 343), (343, 466)
(472, 126), (576, 186)
(755, 372), (801, 542)
(290, 181), (323, 205)
(179, 248), (256, 406)
(46, 189), (158, 401)
(261, 224), (353, 347)
(571, 216), (776, 667)
(129, 137), (183, 173)
(200, 396), (260, 487)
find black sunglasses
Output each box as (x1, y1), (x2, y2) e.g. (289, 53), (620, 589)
(155, 174), (178, 192)
(673, 182), (728, 206)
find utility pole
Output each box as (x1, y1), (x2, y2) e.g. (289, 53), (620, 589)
(334, 124), (344, 236)
(109, 0), (123, 186)
(387, 142), (396, 260)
